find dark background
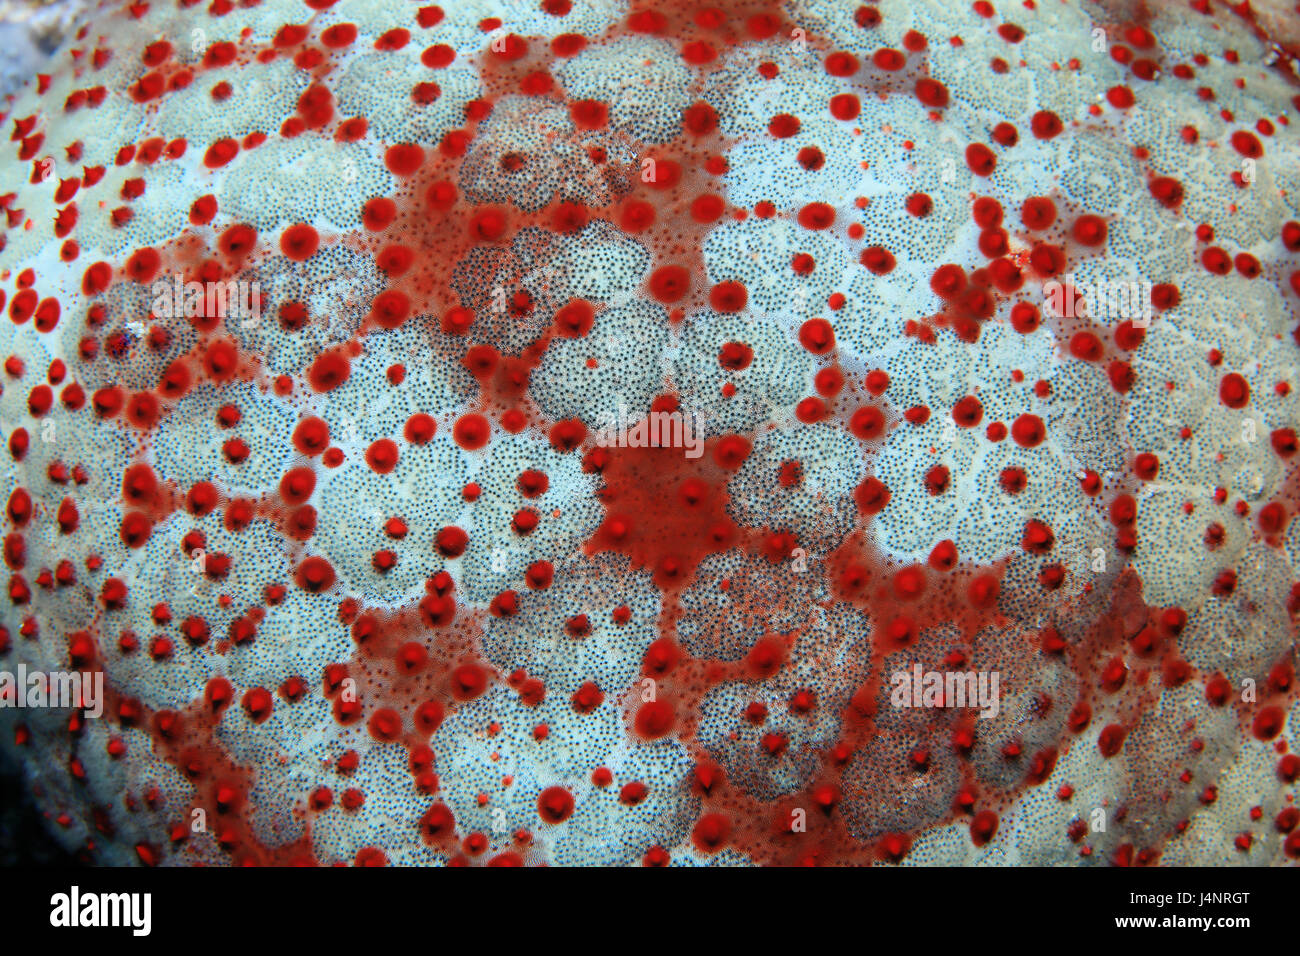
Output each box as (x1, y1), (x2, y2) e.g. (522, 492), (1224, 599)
(0, 751), (81, 866)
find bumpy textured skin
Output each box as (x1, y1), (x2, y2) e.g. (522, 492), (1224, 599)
(0, 0), (1298, 867)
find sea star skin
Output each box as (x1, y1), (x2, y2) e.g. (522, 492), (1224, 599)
(0, 0), (1298, 867)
